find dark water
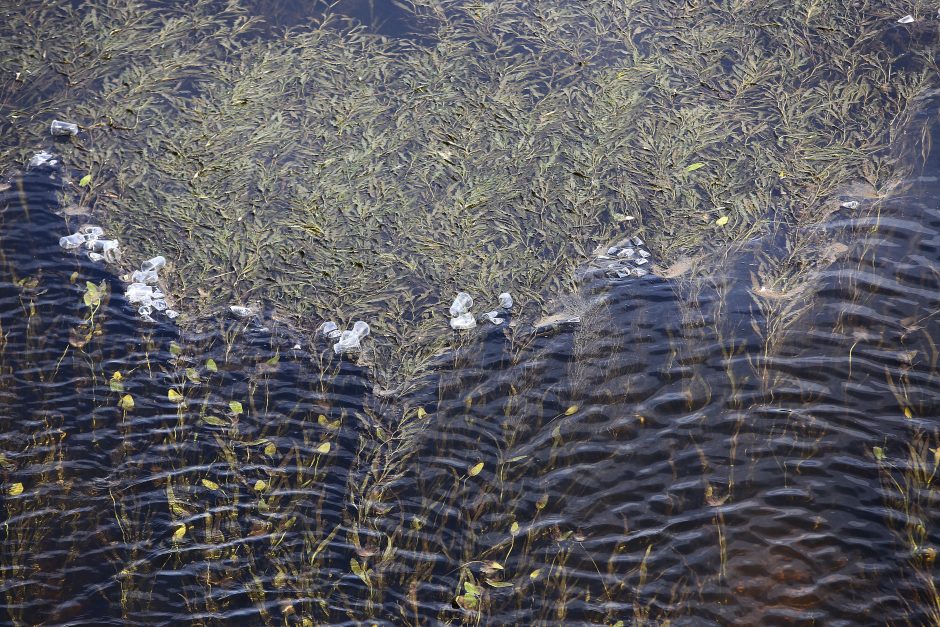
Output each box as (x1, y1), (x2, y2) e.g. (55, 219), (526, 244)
(3, 143), (940, 625)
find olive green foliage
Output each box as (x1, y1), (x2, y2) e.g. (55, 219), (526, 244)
(0, 0), (936, 388)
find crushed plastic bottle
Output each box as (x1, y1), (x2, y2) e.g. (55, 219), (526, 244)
(59, 233), (85, 249)
(141, 256), (166, 272)
(165, 309), (179, 319)
(126, 283), (155, 304)
(86, 238), (118, 252)
(50, 120), (79, 136)
(87, 252), (105, 262)
(80, 225), (103, 241)
(28, 151), (57, 169)
(333, 330), (360, 354)
(230, 305), (254, 318)
(351, 320), (370, 340)
(317, 321), (342, 339)
(617, 248), (635, 258)
(898, 14), (915, 24)
(131, 269), (158, 284)
(450, 312), (476, 330)
(498, 292), (513, 309)
(481, 311), (504, 325)
(606, 246), (619, 256)
(150, 299), (168, 312)
(449, 292), (473, 317)
(840, 200), (859, 209)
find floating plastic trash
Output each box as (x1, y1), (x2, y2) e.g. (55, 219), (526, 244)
(131, 269), (158, 284)
(166, 310), (179, 319)
(80, 225), (103, 241)
(86, 238), (117, 252)
(450, 312), (476, 330)
(638, 249), (651, 258)
(28, 151), (57, 169)
(87, 252), (105, 262)
(151, 299), (168, 312)
(632, 236), (645, 247)
(840, 200), (859, 209)
(606, 246), (619, 256)
(59, 233), (85, 249)
(498, 292), (513, 309)
(332, 321), (369, 355)
(230, 305), (254, 318)
(317, 321), (342, 339)
(634, 267), (649, 277)
(634, 257), (649, 266)
(617, 248), (635, 258)
(126, 283), (155, 304)
(481, 311), (504, 325)
(449, 292), (473, 317)
(50, 120), (79, 136)
(898, 14), (915, 24)
(138, 304), (153, 317)
(141, 256), (166, 272)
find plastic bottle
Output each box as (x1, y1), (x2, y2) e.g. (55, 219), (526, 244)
(498, 292), (513, 309)
(141, 256), (166, 272)
(59, 233), (85, 249)
(449, 292), (473, 317)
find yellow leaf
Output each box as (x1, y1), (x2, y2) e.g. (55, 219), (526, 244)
(685, 162), (705, 172)
(417, 407), (427, 419)
(316, 441), (331, 454)
(118, 394), (134, 410)
(510, 521), (520, 536)
(79, 174), (92, 187)
(168, 389), (184, 403)
(485, 579), (513, 588)
(8, 482), (23, 496)
(201, 479), (220, 490)
(904, 407), (913, 419)
(529, 568), (542, 580)
(468, 462), (484, 477)
(873, 447), (885, 461)
(254, 480), (267, 492)
(536, 494), (548, 510)
(172, 524), (186, 541)
(564, 405), (578, 416)
(205, 358), (218, 372)
(229, 400), (243, 415)
(203, 415), (228, 427)
(111, 371), (123, 381)
(715, 216), (729, 226)
(264, 442), (276, 456)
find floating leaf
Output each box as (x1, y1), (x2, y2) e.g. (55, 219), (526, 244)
(169, 341), (182, 356)
(904, 407), (913, 419)
(468, 462), (484, 477)
(203, 415), (228, 427)
(265, 355), (279, 366)
(185, 367), (201, 383)
(873, 446), (885, 461)
(482, 560), (504, 573)
(118, 394), (134, 410)
(685, 162), (705, 172)
(536, 494), (549, 510)
(715, 216), (729, 226)
(316, 441), (331, 454)
(168, 389), (184, 403)
(564, 405), (578, 416)
(109, 373), (124, 393)
(205, 358), (218, 372)
(510, 521), (520, 536)
(529, 568), (542, 580)
(417, 406), (427, 419)
(172, 524), (186, 542)
(201, 478), (220, 490)
(485, 579), (513, 588)
(254, 479), (267, 492)
(455, 594), (478, 611)
(229, 400), (243, 415)
(463, 581), (481, 596)
(83, 281), (102, 307)
(8, 482), (23, 496)
(79, 174), (92, 187)
(264, 442), (276, 456)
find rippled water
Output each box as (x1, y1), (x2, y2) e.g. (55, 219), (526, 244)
(2, 139), (940, 624)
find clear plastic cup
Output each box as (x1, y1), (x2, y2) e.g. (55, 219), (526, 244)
(498, 292), (513, 309)
(59, 233), (85, 249)
(50, 120), (79, 136)
(449, 292), (473, 317)
(141, 256), (166, 272)
(450, 312), (476, 330)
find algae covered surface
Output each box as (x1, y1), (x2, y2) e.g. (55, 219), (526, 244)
(1, 0), (937, 386)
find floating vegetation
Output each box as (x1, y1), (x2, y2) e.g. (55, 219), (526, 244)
(2, 0), (940, 624)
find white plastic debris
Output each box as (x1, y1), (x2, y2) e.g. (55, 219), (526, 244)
(150, 299), (168, 312)
(131, 269), (158, 284)
(332, 321), (370, 354)
(606, 247), (619, 256)
(87, 252), (105, 262)
(617, 248), (635, 258)
(498, 292), (513, 309)
(481, 311), (504, 325)
(638, 249), (651, 258)
(317, 321), (342, 339)
(634, 257), (649, 266)
(50, 120), (79, 136)
(80, 225), (103, 241)
(840, 200), (859, 209)
(28, 151), (57, 169)
(449, 292), (473, 317)
(450, 312), (476, 330)
(126, 283), (155, 304)
(165, 309), (179, 319)
(59, 233), (85, 249)
(898, 14), (915, 24)
(141, 256), (166, 272)
(632, 236), (645, 247)
(230, 305), (254, 318)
